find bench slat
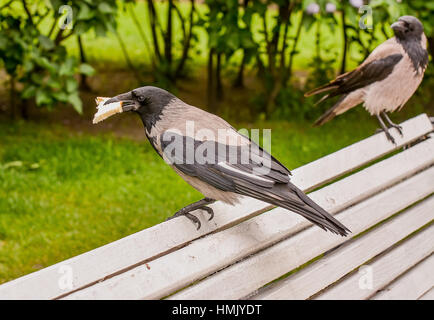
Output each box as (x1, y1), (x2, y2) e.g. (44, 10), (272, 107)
(315, 226), (434, 300)
(290, 113), (433, 191)
(371, 255), (434, 300)
(418, 287), (434, 300)
(162, 136), (434, 298)
(0, 114), (431, 300)
(63, 165), (434, 299)
(253, 197), (434, 300)
(166, 173), (434, 300)
(307, 135), (434, 214)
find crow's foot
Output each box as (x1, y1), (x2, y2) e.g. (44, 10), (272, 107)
(167, 198), (216, 230)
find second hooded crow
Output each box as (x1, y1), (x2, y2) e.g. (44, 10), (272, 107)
(95, 86), (350, 236)
(305, 16), (429, 144)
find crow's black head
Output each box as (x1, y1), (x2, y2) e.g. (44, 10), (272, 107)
(103, 86), (176, 116)
(101, 86), (178, 131)
(391, 16), (424, 41)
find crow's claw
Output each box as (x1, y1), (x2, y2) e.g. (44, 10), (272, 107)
(201, 206), (214, 221)
(391, 124), (403, 136)
(167, 198), (216, 230)
(384, 130), (396, 145)
(185, 213), (201, 230)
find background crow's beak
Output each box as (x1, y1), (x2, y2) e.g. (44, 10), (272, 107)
(391, 20), (405, 33)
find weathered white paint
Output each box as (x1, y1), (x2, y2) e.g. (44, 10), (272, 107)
(253, 196), (434, 300)
(166, 174), (434, 300)
(289, 113), (433, 192)
(63, 167), (434, 300)
(371, 255), (434, 300)
(418, 287), (434, 300)
(315, 226), (434, 300)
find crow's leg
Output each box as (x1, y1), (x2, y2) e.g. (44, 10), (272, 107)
(167, 198), (216, 230)
(376, 114), (396, 144)
(381, 111), (403, 136)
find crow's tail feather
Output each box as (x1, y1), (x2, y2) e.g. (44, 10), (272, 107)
(313, 95), (347, 127)
(281, 183), (350, 237)
(235, 180), (350, 236)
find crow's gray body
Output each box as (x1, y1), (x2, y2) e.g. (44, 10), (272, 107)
(144, 98), (245, 205)
(306, 16), (428, 133)
(102, 87), (350, 236)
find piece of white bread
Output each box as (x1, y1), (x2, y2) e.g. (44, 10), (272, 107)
(95, 97), (110, 108)
(92, 97), (123, 124)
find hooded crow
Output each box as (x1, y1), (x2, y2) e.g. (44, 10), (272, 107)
(94, 86), (350, 236)
(305, 16), (429, 144)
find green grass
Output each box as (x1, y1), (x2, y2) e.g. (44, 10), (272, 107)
(0, 112), (379, 284)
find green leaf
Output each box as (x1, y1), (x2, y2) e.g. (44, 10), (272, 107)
(47, 77), (62, 89)
(74, 21), (90, 35)
(31, 73), (43, 84)
(52, 91), (68, 102)
(66, 78), (78, 93)
(68, 93), (83, 114)
(21, 85), (37, 99)
(79, 63), (95, 76)
(35, 56), (56, 72)
(38, 35), (54, 50)
(98, 2), (113, 13)
(77, 3), (94, 20)
(0, 35), (8, 50)
(59, 57), (76, 76)
(35, 89), (52, 105)
(22, 59), (34, 72)
(94, 24), (107, 37)
(226, 33), (240, 50)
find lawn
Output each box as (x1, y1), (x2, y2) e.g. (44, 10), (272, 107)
(0, 110), (381, 284)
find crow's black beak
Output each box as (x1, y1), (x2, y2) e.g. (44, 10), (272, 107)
(391, 20), (406, 34)
(103, 91), (136, 112)
(93, 91), (137, 124)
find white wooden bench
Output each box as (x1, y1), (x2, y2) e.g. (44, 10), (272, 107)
(0, 114), (433, 300)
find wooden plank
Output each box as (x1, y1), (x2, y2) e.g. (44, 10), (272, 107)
(307, 135), (434, 214)
(290, 113), (433, 191)
(0, 115), (431, 300)
(418, 287), (434, 300)
(315, 227), (434, 300)
(64, 167), (434, 300)
(166, 173), (434, 301)
(371, 255), (434, 300)
(253, 196), (434, 300)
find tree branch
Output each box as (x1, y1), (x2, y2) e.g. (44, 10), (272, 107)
(286, 11), (304, 81)
(21, 0), (34, 26)
(0, 0), (15, 11)
(175, 0), (196, 78)
(147, 0), (162, 62)
(128, 3), (154, 66)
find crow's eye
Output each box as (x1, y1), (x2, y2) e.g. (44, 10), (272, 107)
(138, 95), (146, 103)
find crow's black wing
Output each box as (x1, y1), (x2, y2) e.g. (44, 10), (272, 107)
(305, 54), (403, 99)
(160, 132), (350, 236)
